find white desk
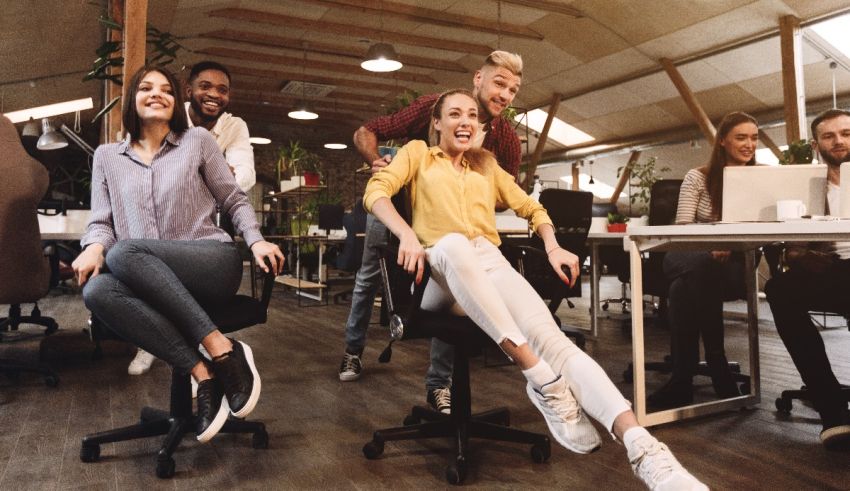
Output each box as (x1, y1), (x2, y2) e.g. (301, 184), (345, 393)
(626, 220), (850, 426)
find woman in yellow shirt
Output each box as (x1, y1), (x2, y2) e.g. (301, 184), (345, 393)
(364, 89), (706, 491)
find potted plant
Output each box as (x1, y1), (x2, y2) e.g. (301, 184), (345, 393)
(276, 140), (307, 191)
(298, 152), (322, 186)
(617, 156), (670, 215)
(607, 212), (629, 233)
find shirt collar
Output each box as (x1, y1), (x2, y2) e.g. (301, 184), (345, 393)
(430, 146), (470, 168)
(184, 101), (229, 137)
(118, 130), (181, 155)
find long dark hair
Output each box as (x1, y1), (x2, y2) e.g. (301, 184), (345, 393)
(122, 65), (188, 140)
(704, 111), (757, 217)
(428, 88), (493, 174)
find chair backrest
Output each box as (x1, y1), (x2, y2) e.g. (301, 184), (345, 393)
(336, 199), (367, 272)
(648, 179), (684, 226)
(0, 115), (50, 304)
(318, 203), (345, 232)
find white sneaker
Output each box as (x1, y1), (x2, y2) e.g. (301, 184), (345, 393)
(526, 376), (602, 454)
(627, 435), (708, 491)
(127, 348), (156, 375)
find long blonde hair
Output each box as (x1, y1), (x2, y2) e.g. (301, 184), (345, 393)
(428, 89), (493, 174)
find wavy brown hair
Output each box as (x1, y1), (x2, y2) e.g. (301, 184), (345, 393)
(703, 111), (758, 217)
(122, 65), (188, 141)
(428, 89), (493, 174)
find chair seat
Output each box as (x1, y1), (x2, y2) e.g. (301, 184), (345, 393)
(207, 295), (267, 333)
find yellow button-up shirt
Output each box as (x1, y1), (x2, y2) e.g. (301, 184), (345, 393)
(364, 140), (553, 248)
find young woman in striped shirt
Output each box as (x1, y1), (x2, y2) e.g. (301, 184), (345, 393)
(649, 112), (758, 407)
(72, 66), (284, 443)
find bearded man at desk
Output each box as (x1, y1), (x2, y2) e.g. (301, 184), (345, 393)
(765, 108), (850, 449)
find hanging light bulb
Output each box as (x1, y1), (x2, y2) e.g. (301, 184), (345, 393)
(290, 42), (319, 120)
(588, 160), (595, 184)
(361, 43), (402, 72)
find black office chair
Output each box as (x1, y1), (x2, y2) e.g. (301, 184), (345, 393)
(333, 200), (367, 304)
(362, 193), (551, 485)
(500, 188), (590, 349)
(0, 114), (59, 387)
(80, 260), (276, 478)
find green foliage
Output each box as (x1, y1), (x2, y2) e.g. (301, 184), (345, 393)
(297, 152), (322, 174)
(276, 140), (308, 181)
(779, 139), (814, 165)
(385, 89), (422, 114)
(617, 156), (670, 212)
(607, 212), (630, 224)
(502, 106), (518, 121)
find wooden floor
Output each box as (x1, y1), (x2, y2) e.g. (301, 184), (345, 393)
(1, 272), (849, 490)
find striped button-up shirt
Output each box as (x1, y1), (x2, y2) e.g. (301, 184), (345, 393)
(81, 127), (263, 252)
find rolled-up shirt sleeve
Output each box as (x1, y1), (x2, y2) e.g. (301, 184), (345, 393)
(495, 166), (553, 234)
(363, 140), (422, 212)
(224, 119), (256, 192)
(80, 146), (117, 251)
(199, 131), (263, 246)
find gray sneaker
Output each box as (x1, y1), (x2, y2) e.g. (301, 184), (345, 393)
(427, 387), (452, 414)
(339, 352), (362, 382)
(526, 376), (602, 454)
(628, 435), (708, 491)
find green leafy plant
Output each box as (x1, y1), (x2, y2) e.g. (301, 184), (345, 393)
(779, 139), (814, 164)
(297, 152), (322, 175)
(502, 106), (518, 121)
(617, 156), (670, 214)
(385, 89), (421, 114)
(84, 16), (185, 122)
(276, 140), (308, 183)
(607, 212), (630, 224)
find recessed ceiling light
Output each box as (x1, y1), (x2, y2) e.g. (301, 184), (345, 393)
(324, 143), (347, 149)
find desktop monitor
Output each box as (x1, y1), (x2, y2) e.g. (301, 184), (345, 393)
(721, 164), (827, 222)
(839, 162), (850, 218)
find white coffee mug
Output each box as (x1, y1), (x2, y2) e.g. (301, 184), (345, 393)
(776, 199), (807, 220)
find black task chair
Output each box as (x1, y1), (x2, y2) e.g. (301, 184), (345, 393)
(0, 114), (59, 387)
(80, 260), (277, 478)
(363, 194), (551, 485)
(501, 188), (591, 349)
(333, 200), (367, 304)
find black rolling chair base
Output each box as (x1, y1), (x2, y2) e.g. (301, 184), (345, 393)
(775, 385), (850, 414)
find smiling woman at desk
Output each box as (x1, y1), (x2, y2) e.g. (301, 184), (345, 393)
(649, 111), (758, 408)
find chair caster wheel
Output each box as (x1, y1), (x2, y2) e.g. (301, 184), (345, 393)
(531, 441), (551, 463)
(445, 459), (467, 485)
(403, 415), (420, 426)
(44, 374), (59, 387)
(156, 456), (176, 478)
(80, 443), (100, 462)
(739, 381), (750, 395)
(363, 440), (384, 459)
(602, 303), (609, 311)
(252, 429), (269, 449)
(775, 397), (792, 414)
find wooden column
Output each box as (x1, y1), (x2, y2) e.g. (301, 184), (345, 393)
(779, 15), (807, 143)
(120, 0), (149, 137)
(661, 58), (716, 146)
(104, 0), (124, 143)
(523, 93), (561, 190)
(609, 151), (641, 204)
(758, 129), (783, 161)
(571, 162), (580, 190)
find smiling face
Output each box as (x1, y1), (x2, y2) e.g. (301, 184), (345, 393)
(187, 69), (231, 122)
(135, 70), (175, 125)
(813, 114), (850, 168)
(433, 93), (479, 157)
(719, 122), (758, 165)
(472, 65), (520, 121)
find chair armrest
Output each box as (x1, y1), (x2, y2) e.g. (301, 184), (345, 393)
(375, 243), (432, 321)
(258, 257), (277, 308)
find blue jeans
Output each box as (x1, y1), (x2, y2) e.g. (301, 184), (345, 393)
(343, 214), (453, 390)
(83, 239), (242, 374)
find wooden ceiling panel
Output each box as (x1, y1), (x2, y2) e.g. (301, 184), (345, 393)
(702, 37), (782, 84)
(530, 13), (629, 63)
(675, 60), (734, 92)
(507, 39), (583, 84)
(566, 85), (650, 119)
(616, 71), (679, 106)
(783, 0), (850, 19)
(586, 104), (681, 138)
(735, 72), (786, 107)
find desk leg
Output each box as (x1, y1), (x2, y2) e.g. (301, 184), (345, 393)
(317, 242), (326, 302)
(745, 250), (761, 404)
(590, 242), (601, 339)
(628, 239), (647, 423)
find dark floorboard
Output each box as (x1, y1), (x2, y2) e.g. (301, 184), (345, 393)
(0, 272), (848, 489)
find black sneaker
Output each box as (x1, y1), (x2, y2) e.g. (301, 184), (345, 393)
(196, 378), (229, 443)
(214, 340), (261, 419)
(427, 387), (452, 414)
(339, 352), (362, 382)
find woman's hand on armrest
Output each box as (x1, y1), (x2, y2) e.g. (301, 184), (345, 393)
(250, 240), (285, 275)
(72, 244), (105, 287)
(547, 247), (579, 288)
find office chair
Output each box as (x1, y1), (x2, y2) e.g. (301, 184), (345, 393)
(333, 200), (367, 304)
(362, 193), (551, 485)
(500, 188), (590, 349)
(80, 259), (276, 478)
(0, 114), (59, 387)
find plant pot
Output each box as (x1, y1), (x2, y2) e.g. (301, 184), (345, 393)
(607, 222), (627, 233)
(303, 171), (320, 186)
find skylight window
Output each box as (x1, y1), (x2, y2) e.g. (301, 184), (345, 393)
(809, 13), (850, 59)
(560, 174), (615, 199)
(516, 109), (595, 147)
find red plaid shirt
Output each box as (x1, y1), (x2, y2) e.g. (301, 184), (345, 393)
(364, 93), (521, 179)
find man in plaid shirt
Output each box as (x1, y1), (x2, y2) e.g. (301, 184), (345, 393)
(339, 51), (524, 415)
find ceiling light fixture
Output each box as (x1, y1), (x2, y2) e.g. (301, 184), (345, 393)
(324, 143), (347, 150)
(289, 42), (319, 120)
(249, 137), (271, 145)
(5, 97), (94, 123)
(361, 1), (402, 73)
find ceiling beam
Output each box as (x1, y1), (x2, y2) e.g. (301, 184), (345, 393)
(230, 81), (391, 104)
(660, 58), (716, 146)
(523, 93), (560, 190)
(610, 151), (640, 204)
(208, 8), (494, 56)
(230, 104), (362, 123)
(501, 0), (583, 17)
(198, 30), (469, 73)
(779, 15), (807, 143)
(198, 47), (438, 85)
(227, 65), (410, 93)
(300, 0), (543, 40)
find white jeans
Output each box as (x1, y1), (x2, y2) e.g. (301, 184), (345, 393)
(424, 234), (631, 431)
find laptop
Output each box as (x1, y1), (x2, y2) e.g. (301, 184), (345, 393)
(721, 164), (827, 222)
